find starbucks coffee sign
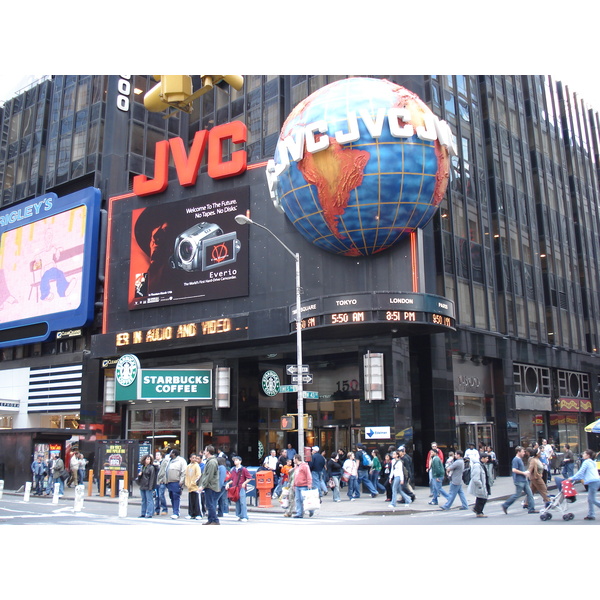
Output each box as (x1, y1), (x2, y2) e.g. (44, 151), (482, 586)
(141, 369), (212, 399)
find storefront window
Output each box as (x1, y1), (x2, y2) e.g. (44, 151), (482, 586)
(128, 407), (182, 454)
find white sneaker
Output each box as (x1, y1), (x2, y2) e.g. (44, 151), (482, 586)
(171, 514), (179, 519)
(240, 518), (248, 522)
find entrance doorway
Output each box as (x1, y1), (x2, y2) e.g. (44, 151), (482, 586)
(317, 426), (362, 457)
(457, 422), (495, 453)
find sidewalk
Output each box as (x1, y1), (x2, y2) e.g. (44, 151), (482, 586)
(3, 475), (558, 517)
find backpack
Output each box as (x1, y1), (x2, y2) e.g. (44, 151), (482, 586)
(361, 451), (372, 467)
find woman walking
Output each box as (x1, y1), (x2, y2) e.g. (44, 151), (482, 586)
(567, 449), (600, 520)
(528, 447), (551, 506)
(227, 455), (252, 522)
(370, 449), (386, 494)
(389, 450), (412, 509)
(343, 451), (359, 501)
(137, 454), (157, 518)
(327, 452), (343, 502)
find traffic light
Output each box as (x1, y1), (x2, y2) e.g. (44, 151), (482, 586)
(144, 76), (193, 113)
(143, 75), (244, 114)
(280, 415), (296, 430)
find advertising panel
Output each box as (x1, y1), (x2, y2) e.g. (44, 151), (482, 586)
(128, 187), (249, 310)
(0, 187), (101, 347)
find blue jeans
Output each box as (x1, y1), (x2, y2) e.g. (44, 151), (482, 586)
(390, 477), (412, 507)
(154, 483), (168, 513)
(217, 487), (228, 516)
(166, 482), (182, 516)
(54, 475), (65, 495)
(503, 479), (535, 512)
(294, 485), (314, 517)
(311, 471), (327, 496)
(330, 475), (341, 501)
(34, 474), (45, 495)
(140, 489), (154, 517)
(235, 488), (249, 520)
(45, 475), (54, 495)
(370, 469), (386, 494)
(357, 469), (378, 496)
(41, 267), (70, 299)
(204, 488), (220, 523)
(583, 480), (600, 518)
(561, 462), (574, 479)
(347, 475), (359, 499)
(431, 477), (449, 503)
(442, 483), (468, 509)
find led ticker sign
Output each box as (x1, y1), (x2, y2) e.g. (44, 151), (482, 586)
(291, 292), (455, 333)
(114, 316), (248, 349)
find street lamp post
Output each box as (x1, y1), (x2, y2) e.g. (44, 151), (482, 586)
(235, 214), (305, 456)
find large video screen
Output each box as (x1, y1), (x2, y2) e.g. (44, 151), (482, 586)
(0, 188), (101, 347)
(127, 187), (249, 310)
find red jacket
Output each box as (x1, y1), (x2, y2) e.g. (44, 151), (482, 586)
(293, 462), (312, 488)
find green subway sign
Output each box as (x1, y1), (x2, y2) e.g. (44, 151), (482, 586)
(140, 369), (212, 400)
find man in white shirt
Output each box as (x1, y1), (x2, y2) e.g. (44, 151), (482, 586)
(464, 443), (480, 464)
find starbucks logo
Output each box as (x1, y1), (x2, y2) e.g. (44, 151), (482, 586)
(116, 354), (140, 387)
(261, 370), (280, 397)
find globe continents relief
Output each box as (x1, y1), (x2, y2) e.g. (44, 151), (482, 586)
(273, 77), (452, 256)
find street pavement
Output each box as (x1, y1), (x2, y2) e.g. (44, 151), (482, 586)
(2, 473), (559, 518)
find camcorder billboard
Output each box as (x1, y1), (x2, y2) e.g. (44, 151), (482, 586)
(128, 187), (249, 309)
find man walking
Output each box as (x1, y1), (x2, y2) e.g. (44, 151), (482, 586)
(468, 452), (491, 517)
(355, 444), (379, 498)
(428, 449), (449, 505)
(199, 445), (221, 525)
(561, 444), (575, 479)
(309, 446), (328, 497)
(165, 449), (187, 519)
(426, 442), (444, 497)
(440, 450), (468, 510)
(501, 446), (537, 515)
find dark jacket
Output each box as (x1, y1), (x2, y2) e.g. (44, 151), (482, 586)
(138, 463), (157, 491)
(310, 452), (326, 473)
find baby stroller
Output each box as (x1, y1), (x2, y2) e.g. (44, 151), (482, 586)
(539, 477), (577, 521)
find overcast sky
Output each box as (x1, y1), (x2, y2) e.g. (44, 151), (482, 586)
(1, 4), (598, 108)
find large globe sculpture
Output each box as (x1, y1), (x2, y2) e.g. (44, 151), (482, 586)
(270, 77), (453, 256)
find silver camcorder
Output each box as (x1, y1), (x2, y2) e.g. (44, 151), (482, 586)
(169, 222), (241, 272)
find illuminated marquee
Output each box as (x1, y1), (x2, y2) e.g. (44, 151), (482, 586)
(290, 292), (455, 333)
(114, 316), (247, 349)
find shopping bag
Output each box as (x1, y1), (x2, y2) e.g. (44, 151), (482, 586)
(301, 488), (320, 511)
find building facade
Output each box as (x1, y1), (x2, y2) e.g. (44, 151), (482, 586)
(1, 74), (599, 483)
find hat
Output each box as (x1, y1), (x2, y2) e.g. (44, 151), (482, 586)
(398, 446), (405, 451)
(480, 453), (490, 459)
(312, 446), (319, 452)
(357, 443), (365, 449)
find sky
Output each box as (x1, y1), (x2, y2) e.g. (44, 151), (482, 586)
(2, 2), (599, 109)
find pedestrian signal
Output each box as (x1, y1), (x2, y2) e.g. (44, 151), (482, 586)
(281, 415), (296, 430)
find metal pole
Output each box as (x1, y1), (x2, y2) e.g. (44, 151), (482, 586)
(294, 252), (304, 458)
(235, 215), (305, 458)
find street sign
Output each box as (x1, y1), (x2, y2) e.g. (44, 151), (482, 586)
(365, 426), (391, 439)
(280, 385), (298, 393)
(301, 391), (319, 399)
(286, 364), (310, 375)
(291, 373), (313, 384)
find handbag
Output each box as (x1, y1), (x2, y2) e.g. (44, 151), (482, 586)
(327, 477), (336, 489)
(342, 470), (351, 482)
(60, 470), (69, 482)
(301, 488), (320, 511)
(227, 486), (240, 502)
